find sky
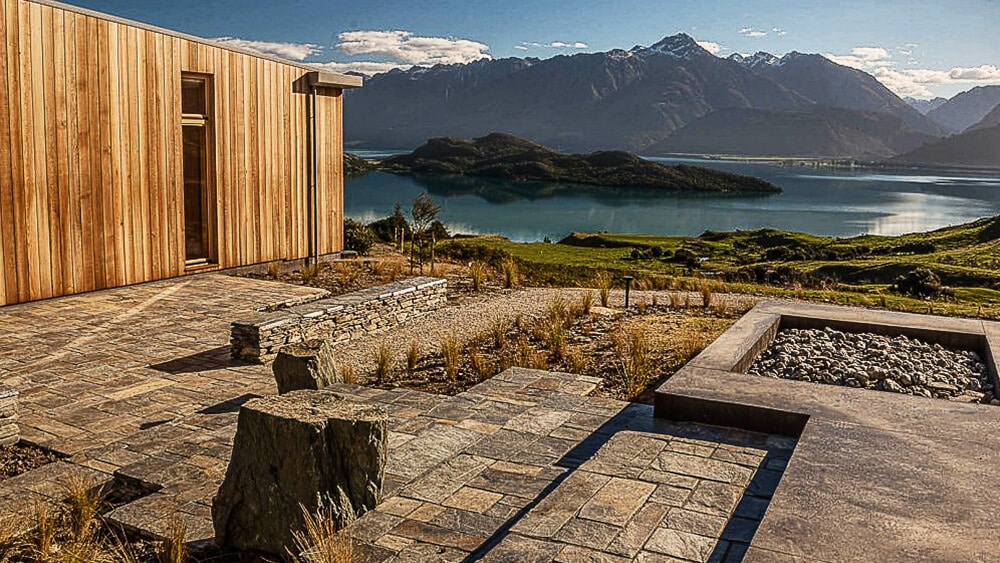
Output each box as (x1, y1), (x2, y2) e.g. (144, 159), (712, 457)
(65, 0), (1000, 99)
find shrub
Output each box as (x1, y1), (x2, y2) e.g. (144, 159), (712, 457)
(343, 218), (377, 255)
(891, 267), (948, 298)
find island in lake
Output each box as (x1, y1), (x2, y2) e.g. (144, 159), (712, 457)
(369, 133), (782, 194)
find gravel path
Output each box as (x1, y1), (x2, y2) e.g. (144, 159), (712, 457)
(332, 287), (584, 376)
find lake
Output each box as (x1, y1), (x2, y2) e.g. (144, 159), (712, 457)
(344, 155), (1000, 241)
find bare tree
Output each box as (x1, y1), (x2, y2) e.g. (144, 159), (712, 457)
(410, 193), (441, 274)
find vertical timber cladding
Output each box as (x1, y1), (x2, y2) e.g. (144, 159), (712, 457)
(0, 0), (359, 306)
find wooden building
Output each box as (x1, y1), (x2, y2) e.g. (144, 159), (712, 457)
(0, 0), (362, 306)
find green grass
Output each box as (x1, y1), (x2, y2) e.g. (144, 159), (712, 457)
(438, 215), (1000, 319)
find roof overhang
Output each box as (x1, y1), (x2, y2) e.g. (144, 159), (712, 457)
(306, 71), (364, 90)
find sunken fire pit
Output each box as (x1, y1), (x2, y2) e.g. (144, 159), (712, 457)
(747, 327), (995, 404)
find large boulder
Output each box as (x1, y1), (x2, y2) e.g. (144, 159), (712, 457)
(272, 340), (339, 394)
(212, 391), (388, 555)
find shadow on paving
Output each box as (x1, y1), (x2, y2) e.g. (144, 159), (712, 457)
(464, 403), (796, 563)
(147, 346), (240, 374)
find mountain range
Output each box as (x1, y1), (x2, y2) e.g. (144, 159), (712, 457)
(892, 100), (1000, 169)
(343, 33), (993, 163)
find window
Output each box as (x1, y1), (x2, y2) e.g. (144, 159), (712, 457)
(181, 75), (215, 265)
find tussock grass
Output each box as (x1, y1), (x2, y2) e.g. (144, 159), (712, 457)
(301, 263), (321, 284)
(565, 347), (588, 374)
(406, 340), (420, 374)
(374, 344), (393, 384)
(289, 506), (353, 563)
(595, 271), (613, 307)
(501, 257), (520, 289)
(62, 475), (104, 543)
(158, 517), (187, 563)
(468, 262), (489, 291)
(339, 363), (357, 385)
(580, 291), (594, 315)
(267, 261), (282, 279)
(468, 349), (493, 382)
(440, 335), (460, 381)
(490, 317), (510, 351)
(611, 327), (652, 400)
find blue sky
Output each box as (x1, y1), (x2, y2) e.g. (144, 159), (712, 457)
(68, 0), (1000, 98)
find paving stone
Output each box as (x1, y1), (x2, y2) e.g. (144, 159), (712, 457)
(663, 508), (728, 538)
(579, 477), (656, 526)
(685, 481), (744, 516)
(511, 471), (609, 538)
(554, 517), (622, 550)
(556, 544), (631, 563)
(442, 486), (503, 513)
(652, 452), (754, 486)
(645, 528), (716, 562)
(390, 519), (485, 552)
(478, 533), (565, 563)
(607, 502), (671, 558)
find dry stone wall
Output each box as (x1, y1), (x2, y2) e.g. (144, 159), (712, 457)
(230, 277), (446, 364)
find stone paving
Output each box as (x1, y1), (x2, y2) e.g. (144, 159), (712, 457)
(0, 274), (792, 562)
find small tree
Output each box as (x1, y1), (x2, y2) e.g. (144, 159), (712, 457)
(391, 202), (408, 251)
(410, 193), (441, 274)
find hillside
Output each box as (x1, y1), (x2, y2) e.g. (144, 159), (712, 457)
(379, 133), (782, 193)
(905, 96), (948, 115)
(927, 86), (1000, 132)
(966, 103), (1000, 132)
(344, 33), (943, 158)
(892, 125), (1000, 169)
(731, 52), (944, 136)
(647, 106), (936, 158)
(439, 214), (1000, 317)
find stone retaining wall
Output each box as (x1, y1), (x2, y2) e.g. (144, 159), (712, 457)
(230, 277), (447, 364)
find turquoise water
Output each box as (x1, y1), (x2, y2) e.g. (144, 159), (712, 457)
(345, 156), (1000, 241)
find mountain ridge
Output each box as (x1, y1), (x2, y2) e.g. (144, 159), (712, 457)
(344, 33), (945, 157)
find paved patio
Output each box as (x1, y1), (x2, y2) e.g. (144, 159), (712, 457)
(0, 274), (791, 562)
(5, 275), (994, 561)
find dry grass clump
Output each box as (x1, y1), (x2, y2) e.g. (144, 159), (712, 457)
(698, 279), (713, 308)
(611, 327), (652, 400)
(440, 335), (460, 380)
(374, 344), (393, 384)
(267, 261), (283, 279)
(500, 257), (520, 289)
(334, 262), (361, 287)
(595, 271), (613, 307)
(288, 506), (354, 563)
(338, 363), (357, 385)
(301, 263), (321, 284)
(490, 317), (510, 350)
(406, 340), (420, 374)
(160, 517), (187, 563)
(636, 298), (647, 315)
(468, 262), (489, 291)
(580, 291), (594, 315)
(62, 475), (104, 543)
(468, 349), (493, 381)
(564, 347), (588, 374)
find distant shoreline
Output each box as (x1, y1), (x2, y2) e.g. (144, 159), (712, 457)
(648, 153), (1000, 176)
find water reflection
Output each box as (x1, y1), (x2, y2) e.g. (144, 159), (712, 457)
(345, 161), (1000, 241)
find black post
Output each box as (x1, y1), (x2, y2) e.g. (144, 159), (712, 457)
(623, 276), (634, 309)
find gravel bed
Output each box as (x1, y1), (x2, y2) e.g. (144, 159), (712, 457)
(332, 287), (584, 376)
(748, 327), (995, 404)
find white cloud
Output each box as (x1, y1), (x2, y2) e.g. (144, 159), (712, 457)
(739, 27), (767, 38)
(212, 37), (321, 61)
(771, 27), (787, 36)
(335, 30), (491, 66)
(313, 60), (412, 76)
(696, 40), (724, 55)
(826, 45), (1000, 98)
(824, 46), (893, 70)
(516, 40), (588, 51)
